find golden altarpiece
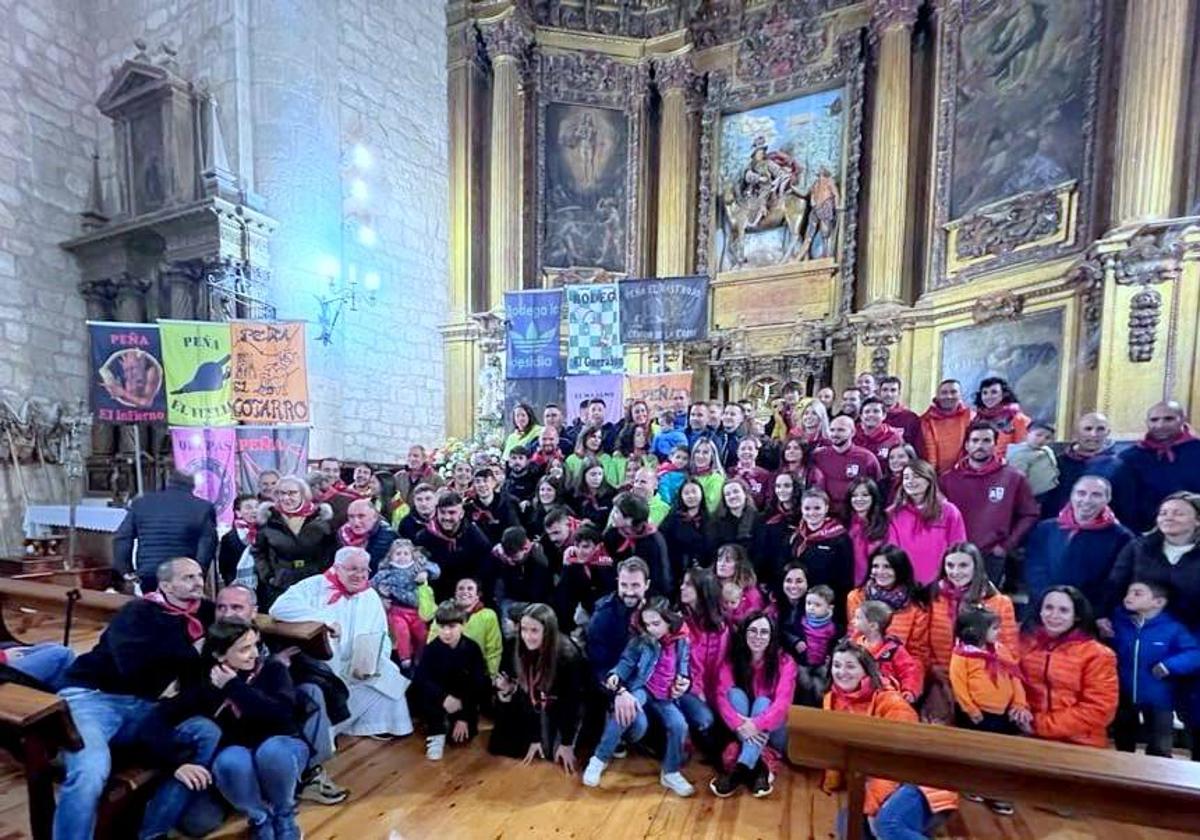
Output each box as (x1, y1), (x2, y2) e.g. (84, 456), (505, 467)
(443, 0), (1200, 440)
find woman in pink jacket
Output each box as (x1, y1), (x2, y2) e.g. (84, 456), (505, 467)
(886, 459), (967, 585)
(710, 610), (797, 799)
(846, 477), (890, 585)
(679, 566), (728, 765)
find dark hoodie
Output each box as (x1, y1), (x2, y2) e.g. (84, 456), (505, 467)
(415, 518), (493, 602)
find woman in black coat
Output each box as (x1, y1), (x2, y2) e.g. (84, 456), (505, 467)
(754, 472), (801, 587)
(660, 478), (713, 583)
(252, 477), (337, 608)
(706, 478), (758, 560)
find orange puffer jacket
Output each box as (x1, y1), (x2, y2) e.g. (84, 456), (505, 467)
(928, 591), (1017, 671)
(824, 688), (958, 816)
(1018, 633), (1118, 748)
(847, 588), (931, 668)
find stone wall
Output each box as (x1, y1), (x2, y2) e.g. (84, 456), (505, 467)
(0, 0), (448, 548)
(0, 0), (98, 549)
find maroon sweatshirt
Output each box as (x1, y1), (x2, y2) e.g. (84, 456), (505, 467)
(811, 444), (882, 515)
(886, 406), (924, 455)
(939, 458), (1039, 554)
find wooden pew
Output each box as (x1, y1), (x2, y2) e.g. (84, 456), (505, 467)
(0, 579), (332, 838)
(787, 705), (1200, 839)
(0, 578), (332, 659)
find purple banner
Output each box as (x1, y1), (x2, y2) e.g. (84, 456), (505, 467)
(170, 427), (238, 526)
(88, 321), (166, 423)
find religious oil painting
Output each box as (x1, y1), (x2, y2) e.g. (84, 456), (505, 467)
(949, 0), (1092, 220)
(715, 86), (845, 272)
(543, 103), (628, 272)
(940, 308), (1064, 425)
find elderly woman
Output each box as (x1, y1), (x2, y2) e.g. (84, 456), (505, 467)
(269, 546), (413, 739)
(253, 477), (337, 608)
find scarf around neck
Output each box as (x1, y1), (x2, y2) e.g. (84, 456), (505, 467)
(857, 423), (899, 446)
(1137, 425), (1199, 462)
(423, 517), (463, 552)
(233, 515), (258, 547)
(953, 641), (1022, 682)
(830, 675), (876, 708)
(1027, 626), (1091, 652)
(975, 402), (1022, 430)
(338, 521), (373, 548)
(1056, 503), (1117, 537)
(615, 522), (656, 555)
(143, 591), (205, 641)
(791, 517), (846, 556)
(323, 567), (369, 604)
(865, 580), (910, 611)
(954, 454), (1004, 476)
(936, 578), (971, 623)
(279, 499), (317, 519)
(926, 401), (970, 420)
(1062, 441), (1114, 462)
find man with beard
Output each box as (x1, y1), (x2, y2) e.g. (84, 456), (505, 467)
(394, 445), (444, 507)
(920, 379), (974, 474)
(339, 499), (397, 573)
(466, 467), (521, 545)
(539, 506), (578, 577)
(837, 387), (863, 420)
(346, 463), (375, 500)
(603, 494), (670, 596)
(583, 557), (650, 751)
(415, 491), (493, 602)
(1112, 401), (1200, 532)
(309, 469), (354, 530)
(877, 375), (923, 452)
(811, 415), (882, 516)
(397, 483), (438, 540)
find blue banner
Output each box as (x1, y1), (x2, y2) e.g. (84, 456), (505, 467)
(619, 276), (709, 343)
(88, 321), (167, 424)
(505, 290), (562, 379)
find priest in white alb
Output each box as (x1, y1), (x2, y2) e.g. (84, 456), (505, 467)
(269, 546), (413, 738)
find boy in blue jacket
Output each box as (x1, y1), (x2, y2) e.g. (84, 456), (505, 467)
(1111, 579), (1200, 757)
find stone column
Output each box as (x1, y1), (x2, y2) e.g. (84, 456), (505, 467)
(113, 275), (151, 323)
(481, 15), (532, 308)
(862, 0), (918, 307)
(1111, 0), (1191, 223)
(654, 50), (699, 277)
(163, 263), (199, 320)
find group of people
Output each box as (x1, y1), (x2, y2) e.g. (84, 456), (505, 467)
(29, 372), (1200, 839)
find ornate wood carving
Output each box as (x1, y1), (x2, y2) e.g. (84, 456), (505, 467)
(1066, 255), (1104, 370)
(928, 0), (1104, 288)
(869, 0), (920, 42)
(695, 29), (865, 318)
(954, 189), (1062, 261)
(859, 318), (904, 375)
(535, 49), (650, 278)
(1106, 229), (1189, 364)
(689, 0), (859, 50)
(1127, 288), (1161, 363)
(971, 290), (1025, 324)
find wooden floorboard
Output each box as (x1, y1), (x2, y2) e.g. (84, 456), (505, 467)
(0, 618), (1196, 838)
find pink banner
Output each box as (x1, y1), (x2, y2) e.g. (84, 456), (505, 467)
(565, 374), (624, 424)
(170, 426), (238, 526)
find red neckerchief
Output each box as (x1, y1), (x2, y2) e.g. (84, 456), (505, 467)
(765, 502), (796, 525)
(214, 660), (265, 720)
(975, 402), (1022, 430)
(856, 423), (899, 447)
(330, 480), (349, 493)
(491, 544), (528, 567)
(1026, 626), (1091, 652)
(279, 499), (317, 519)
(233, 515), (257, 547)
(953, 454), (1005, 476)
(531, 449), (562, 466)
(423, 517), (462, 552)
(791, 517), (846, 556)
(347, 483), (374, 500)
(338, 521), (371, 548)
(143, 591), (205, 641)
(830, 676), (876, 709)
(657, 462), (681, 477)
(1137, 425), (1199, 462)
(692, 465), (715, 477)
(925, 401), (970, 421)
(953, 641), (1022, 683)
(615, 522), (657, 555)
(1062, 442), (1114, 462)
(936, 578), (969, 625)
(1056, 504), (1117, 537)
(471, 495), (498, 525)
(323, 567), (369, 604)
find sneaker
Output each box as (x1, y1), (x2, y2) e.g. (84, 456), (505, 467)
(582, 756), (606, 787)
(988, 799), (1015, 816)
(298, 767), (348, 805)
(426, 734), (446, 761)
(750, 762), (774, 798)
(249, 816), (276, 840)
(709, 764), (748, 798)
(612, 743), (628, 759)
(660, 771), (695, 797)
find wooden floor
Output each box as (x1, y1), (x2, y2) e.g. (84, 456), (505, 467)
(0, 615), (1195, 840)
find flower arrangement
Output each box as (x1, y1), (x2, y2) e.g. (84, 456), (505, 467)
(430, 432), (505, 480)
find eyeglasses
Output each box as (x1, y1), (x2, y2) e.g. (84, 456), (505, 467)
(746, 628), (772, 638)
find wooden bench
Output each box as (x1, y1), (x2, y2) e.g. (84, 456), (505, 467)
(787, 705), (1200, 839)
(0, 579), (333, 838)
(0, 578), (333, 660)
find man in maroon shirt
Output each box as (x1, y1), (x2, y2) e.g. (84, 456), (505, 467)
(812, 415), (882, 516)
(940, 422), (1040, 587)
(854, 397), (905, 478)
(878, 375), (923, 452)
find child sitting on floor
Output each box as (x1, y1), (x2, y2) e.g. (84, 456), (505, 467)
(852, 600), (923, 704)
(412, 600), (491, 761)
(371, 538), (440, 674)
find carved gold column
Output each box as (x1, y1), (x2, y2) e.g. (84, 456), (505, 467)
(1111, 0), (1191, 223)
(862, 0), (917, 307)
(482, 14), (531, 308)
(654, 50), (698, 277)
(443, 19), (486, 439)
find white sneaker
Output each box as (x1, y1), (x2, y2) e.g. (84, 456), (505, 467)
(660, 771), (695, 797)
(425, 735), (446, 761)
(582, 756), (606, 787)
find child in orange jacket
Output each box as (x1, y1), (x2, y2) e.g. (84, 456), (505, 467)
(853, 600), (923, 705)
(949, 606), (1030, 735)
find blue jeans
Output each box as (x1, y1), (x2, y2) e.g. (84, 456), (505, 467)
(213, 736), (310, 836)
(297, 682), (334, 768)
(868, 784), (934, 840)
(55, 688), (159, 839)
(8, 643), (75, 691)
(594, 690), (689, 773)
(727, 688), (787, 768)
(676, 691), (715, 733)
(140, 716), (223, 839)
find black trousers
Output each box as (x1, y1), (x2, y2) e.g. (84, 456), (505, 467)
(1113, 703), (1175, 757)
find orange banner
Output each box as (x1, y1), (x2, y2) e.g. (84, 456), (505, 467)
(625, 371), (693, 414)
(230, 321), (310, 424)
